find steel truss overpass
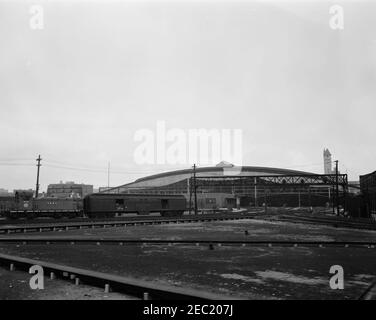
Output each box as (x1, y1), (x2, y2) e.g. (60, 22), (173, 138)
(191, 174), (348, 188)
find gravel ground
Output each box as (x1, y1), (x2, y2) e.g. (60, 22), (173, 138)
(3, 218), (376, 242)
(0, 243), (375, 299)
(0, 267), (138, 300)
(0, 219), (375, 300)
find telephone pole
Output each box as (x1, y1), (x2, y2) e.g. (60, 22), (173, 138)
(193, 164), (198, 215)
(188, 177), (192, 214)
(264, 189), (267, 214)
(35, 155), (42, 199)
(107, 162), (110, 188)
(335, 160), (339, 215)
(254, 177), (258, 207)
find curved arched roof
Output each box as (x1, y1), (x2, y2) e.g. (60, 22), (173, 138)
(103, 165), (317, 193)
(134, 166), (315, 183)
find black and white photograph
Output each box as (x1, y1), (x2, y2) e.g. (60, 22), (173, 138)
(0, 0), (376, 309)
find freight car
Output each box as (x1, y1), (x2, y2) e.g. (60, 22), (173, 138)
(6, 197), (83, 219)
(0, 196), (17, 215)
(31, 198), (82, 218)
(2, 193), (186, 219)
(83, 193), (187, 218)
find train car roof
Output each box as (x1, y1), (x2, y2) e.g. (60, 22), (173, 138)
(0, 195), (15, 200)
(86, 193), (185, 198)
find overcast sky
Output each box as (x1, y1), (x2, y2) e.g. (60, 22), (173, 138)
(0, 0), (375, 191)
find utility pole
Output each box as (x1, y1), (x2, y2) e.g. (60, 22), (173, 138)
(264, 189), (267, 214)
(298, 191), (301, 208)
(35, 155), (42, 199)
(335, 160), (339, 215)
(308, 186), (312, 209)
(193, 164), (198, 215)
(107, 162), (110, 188)
(188, 177), (192, 214)
(254, 177), (258, 207)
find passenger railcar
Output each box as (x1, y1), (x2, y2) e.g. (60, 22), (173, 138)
(84, 193), (186, 218)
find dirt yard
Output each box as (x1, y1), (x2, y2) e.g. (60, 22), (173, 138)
(0, 219), (375, 299)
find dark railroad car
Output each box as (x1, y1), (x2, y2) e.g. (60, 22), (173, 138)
(7, 198), (82, 219)
(33, 198), (81, 212)
(84, 193), (186, 218)
(0, 196), (16, 215)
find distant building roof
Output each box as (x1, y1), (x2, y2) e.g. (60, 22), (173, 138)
(360, 170), (376, 178)
(215, 161), (234, 168)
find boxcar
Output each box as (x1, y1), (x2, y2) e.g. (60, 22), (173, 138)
(83, 193), (186, 218)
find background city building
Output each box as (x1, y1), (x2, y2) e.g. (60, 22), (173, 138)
(323, 148), (334, 174)
(0, 188), (12, 196)
(47, 181), (93, 198)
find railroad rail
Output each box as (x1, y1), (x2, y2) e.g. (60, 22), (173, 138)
(0, 238), (375, 248)
(269, 215), (376, 231)
(0, 253), (236, 300)
(2, 209), (375, 235)
(359, 278), (376, 300)
(0, 213), (257, 234)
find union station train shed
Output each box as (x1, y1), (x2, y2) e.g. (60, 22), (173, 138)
(102, 162), (347, 210)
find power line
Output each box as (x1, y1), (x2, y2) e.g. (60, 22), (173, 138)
(0, 157), (333, 172)
(0, 163), (34, 166)
(42, 163), (184, 175)
(0, 157), (361, 181)
(46, 158), (189, 173)
(0, 158), (34, 162)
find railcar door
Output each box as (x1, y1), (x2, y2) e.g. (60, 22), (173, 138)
(136, 197), (152, 215)
(161, 199), (169, 209)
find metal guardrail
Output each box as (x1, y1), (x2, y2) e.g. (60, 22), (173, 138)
(0, 252), (239, 300)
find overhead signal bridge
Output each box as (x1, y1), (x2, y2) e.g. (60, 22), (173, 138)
(192, 174), (348, 188)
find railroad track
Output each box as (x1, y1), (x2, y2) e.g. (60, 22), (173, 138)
(1, 251), (373, 300)
(359, 278), (376, 300)
(264, 215), (376, 231)
(283, 212), (376, 224)
(0, 213), (258, 234)
(0, 253), (237, 300)
(0, 209), (265, 225)
(0, 214), (188, 225)
(0, 238), (375, 248)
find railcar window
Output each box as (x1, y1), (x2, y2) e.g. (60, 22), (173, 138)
(161, 199), (169, 209)
(115, 199), (125, 210)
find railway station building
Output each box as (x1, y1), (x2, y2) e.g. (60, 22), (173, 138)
(102, 162), (334, 210)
